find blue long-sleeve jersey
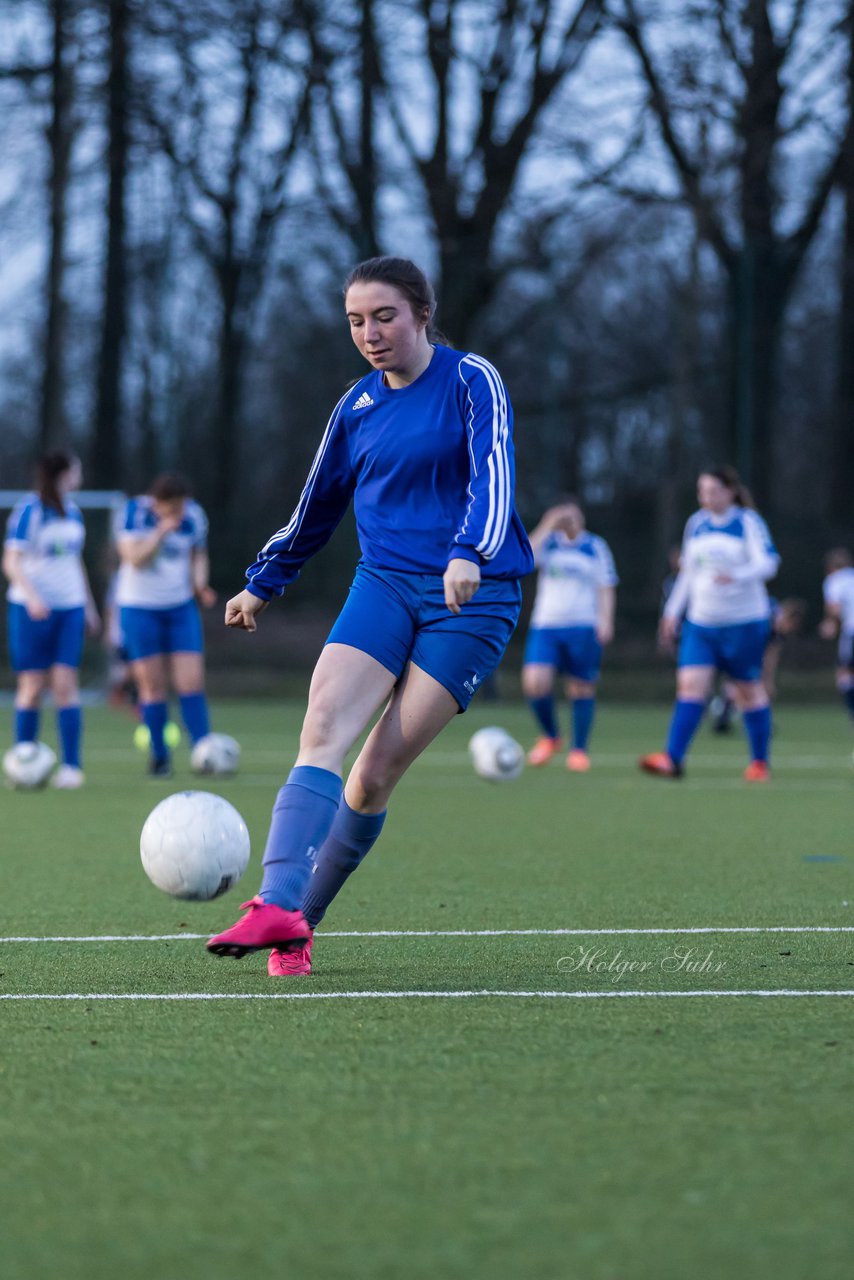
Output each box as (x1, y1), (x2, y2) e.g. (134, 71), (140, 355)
(246, 344), (534, 600)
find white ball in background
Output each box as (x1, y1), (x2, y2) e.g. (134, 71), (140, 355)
(468, 727), (525, 782)
(190, 733), (241, 777)
(3, 741), (57, 790)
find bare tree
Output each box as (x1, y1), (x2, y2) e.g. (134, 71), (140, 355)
(609, 0), (847, 508)
(832, 0), (854, 526)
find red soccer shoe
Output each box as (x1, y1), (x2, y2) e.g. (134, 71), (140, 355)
(268, 932), (314, 977)
(639, 751), (683, 779)
(743, 760), (771, 783)
(206, 897), (311, 959)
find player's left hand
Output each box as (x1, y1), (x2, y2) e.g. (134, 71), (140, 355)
(85, 606), (102, 638)
(444, 558), (481, 615)
(597, 621), (614, 645)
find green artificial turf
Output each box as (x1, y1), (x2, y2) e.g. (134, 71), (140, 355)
(1, 699), (853, 1279)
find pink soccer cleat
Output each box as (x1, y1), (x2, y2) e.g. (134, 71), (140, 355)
(268, 932), (314, 977)
(639, 751), (683, 779)
(527, 736), (564, 766)
(566, 749), (591, 773)
(206, 897), (311, 959)
(743, 760), (770, 783)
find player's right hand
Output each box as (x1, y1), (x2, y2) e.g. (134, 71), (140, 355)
(25, 595), (50, 621)
(225, 589), (269, 632)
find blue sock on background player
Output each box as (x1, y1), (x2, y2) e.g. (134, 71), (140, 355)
(528, 695), (559, 739)
(665, 699), (705, 764)
(179, 692), (210, 744)
(842, 685), (854, 721)
(572, 697), (596, 751)
(743, 705), (772, 763)
(302, 800), (387, 928)
(15, 708), (39, 743)
(259, 766), (343, 910)
(57, 706), (81, 767)
(141, 701), (169, 761)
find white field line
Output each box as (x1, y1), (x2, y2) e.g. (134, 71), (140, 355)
(1, 925), (853, 943)
(1, 989), (854, 1002)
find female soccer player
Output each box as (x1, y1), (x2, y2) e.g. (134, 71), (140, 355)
(522, 500), (617, 771)
(640, 466), (779, 781)
(114, 474), (217, 776)
(2, 451), (100, 788)
(819, 548), (854, 730)
(207, 256), (534, 975)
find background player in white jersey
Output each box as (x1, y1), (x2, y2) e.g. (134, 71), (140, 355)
(640, 465), (779, 781)
(114, 474), (217, 776)
(522, 500), (617, 771)
(2, 451), (100, 788)
(819, 548), (854, 731)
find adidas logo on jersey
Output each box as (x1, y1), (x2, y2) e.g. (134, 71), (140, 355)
(352, 391), (374, 410)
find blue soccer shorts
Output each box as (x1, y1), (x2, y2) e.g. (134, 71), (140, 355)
(678, 618), (770, 682)
(119, 599), (204, 661)
(523, 625), (603, 682)
(325, 564), (522, 710)
(7, 603), (86, 672)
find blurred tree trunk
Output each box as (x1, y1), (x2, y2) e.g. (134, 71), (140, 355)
(616, 0), (844, 511)
(92, 0), (130, 487)
(832, 3), (854, 527)
(40, 0), (74, 450)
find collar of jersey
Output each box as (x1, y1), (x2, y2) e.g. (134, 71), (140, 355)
(370, 345), (441, 399)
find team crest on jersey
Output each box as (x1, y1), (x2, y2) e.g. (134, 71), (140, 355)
(352, 391), (374, 410)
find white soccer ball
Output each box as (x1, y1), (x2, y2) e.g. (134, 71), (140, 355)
(468, 726), (525, 782)
(3, 741), (57, 790)
(140, 791), (251, 900)
(190, 733), (241, 776)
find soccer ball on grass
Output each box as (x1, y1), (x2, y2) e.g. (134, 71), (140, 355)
(140, 791), (250, 900)
(468, 727), (525, 782)
(190, 733), (241, 776)
(3, 741), (57, 790)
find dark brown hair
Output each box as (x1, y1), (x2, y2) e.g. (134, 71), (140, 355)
(148, 473), (192, 502)
(36, 450), (76, 515)
(700, 465), (754, 509)
(343, 257), (449, 344)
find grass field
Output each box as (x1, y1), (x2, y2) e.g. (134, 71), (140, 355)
(2, 697), (853, 1279)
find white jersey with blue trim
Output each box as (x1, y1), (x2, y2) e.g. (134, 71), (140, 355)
(664, 505), (779, 627)
(824, 567), (854, 635)
(114, 496), (208, 608)
(4, 496), (87, 609)
(244, 343), (534, 600)
(530, 531), (618, 629)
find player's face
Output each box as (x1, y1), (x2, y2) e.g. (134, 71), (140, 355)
(59, 458), (82, 493)
(697, 474), (733, 514)
(345, 282), (430, 379)
(153, 498), (185, 525)
(558, 504), (584, 537)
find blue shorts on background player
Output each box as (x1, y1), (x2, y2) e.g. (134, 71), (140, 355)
(521, 500), (618, 773)
(640, 466), (779, 782)
(206, 255), (534, 977)
(2, 451), (101, 789)
(114, 474), (218, 776)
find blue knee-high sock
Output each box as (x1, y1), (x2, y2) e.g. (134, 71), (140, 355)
(743, 705), (772, 763)
(842, 686), (854, 722)
(179, 692), (211, 745)
(57, 706), (82, 768)
(141, 701), (168, 761)
(528, 696), (559, 739)
(572, 697), (596, 751)
(15, 709), (39, 744)
(665, 699), (706, 765)
(259, 766), (343, 910)
(302, 800), (387, 929)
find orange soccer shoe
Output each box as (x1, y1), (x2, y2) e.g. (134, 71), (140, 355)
(527, 736), (564, 766)
(743, 760), (771, 783)
(639, 751), (683, 779)
(566, 749), (591, 773)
